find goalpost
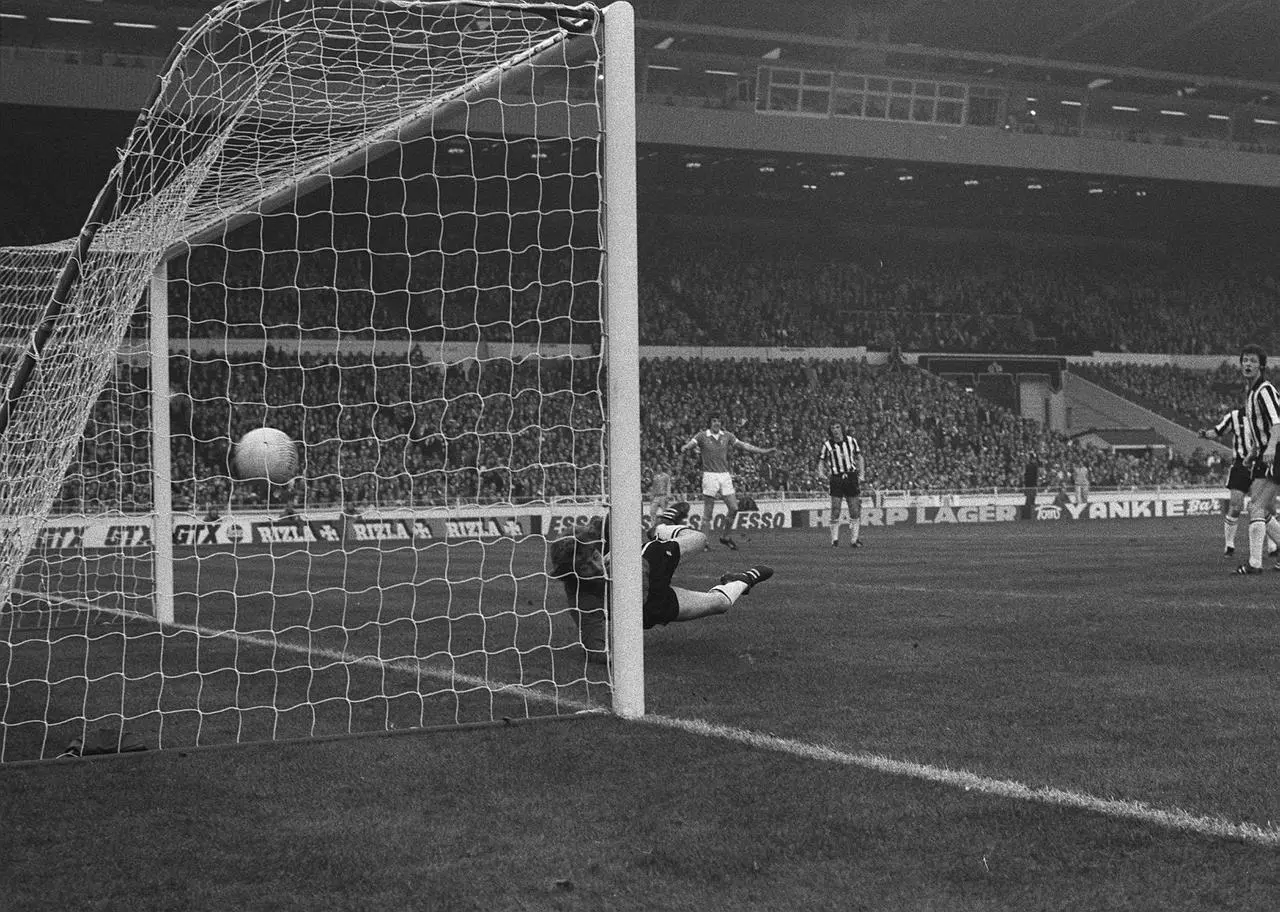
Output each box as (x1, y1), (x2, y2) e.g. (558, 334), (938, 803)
(0, 0), (641, 763)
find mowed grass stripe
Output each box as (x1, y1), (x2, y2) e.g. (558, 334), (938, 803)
(18, 589), (1277, 848)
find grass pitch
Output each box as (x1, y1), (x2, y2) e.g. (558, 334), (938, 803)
(3, 516), (1278, 911)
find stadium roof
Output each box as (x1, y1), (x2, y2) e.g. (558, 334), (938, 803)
(2, 0), (1277, 91)
(639, 0), (1280, 86)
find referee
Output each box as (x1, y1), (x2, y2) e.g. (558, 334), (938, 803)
(818, 421), (865, 548)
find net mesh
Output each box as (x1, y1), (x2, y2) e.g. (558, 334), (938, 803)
(0, 0), (616, 762)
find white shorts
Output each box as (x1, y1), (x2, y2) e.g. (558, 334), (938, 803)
(701, 472), (734, 498)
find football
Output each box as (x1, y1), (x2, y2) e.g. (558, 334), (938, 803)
(232, 427), (298, 484)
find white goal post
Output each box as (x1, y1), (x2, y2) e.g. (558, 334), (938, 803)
(0, 0), (641, 763)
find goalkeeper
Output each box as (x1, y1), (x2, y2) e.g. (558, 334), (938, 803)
(549, 502), (773, 664)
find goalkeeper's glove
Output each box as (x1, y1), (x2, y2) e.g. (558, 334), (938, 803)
(657, 501), (691, 525)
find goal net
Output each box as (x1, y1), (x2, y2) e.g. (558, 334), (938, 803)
(0, 0), (640, 763)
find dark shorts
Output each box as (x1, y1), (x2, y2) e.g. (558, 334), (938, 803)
(1228, 459), (1253, 493)
(829, 473), (860, 499)
(1250, 457), (1280, 484)
(642, 539), (682, 628)
(643, 587), (680, 629)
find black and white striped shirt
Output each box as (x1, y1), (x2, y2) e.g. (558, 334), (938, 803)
(1244, 377), (1280, 454)
(819, 435), (862, 477)
(1210, 408), (1250, 462)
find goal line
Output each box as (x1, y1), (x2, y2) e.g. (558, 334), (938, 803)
(20, 589), (1276, 848)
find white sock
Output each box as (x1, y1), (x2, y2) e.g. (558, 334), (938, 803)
(831, 520), (843, 544)
(1248, 520), (1266, 568)
(850, 520), (861, 543)
(1224, 515), (1239, 549)
(711, 581), (748, 604)
(1267, 516), (1280, 554)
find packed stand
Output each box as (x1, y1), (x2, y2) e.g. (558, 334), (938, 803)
(636, 229), (1280, 355)
(169, 220), (1280, 357)
(640, 358), (1203, 498)
(174, 232), (603, 346)
(55, 355), (1208, 515)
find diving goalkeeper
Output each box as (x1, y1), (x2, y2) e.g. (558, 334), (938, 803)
(549, 503), (773, 664)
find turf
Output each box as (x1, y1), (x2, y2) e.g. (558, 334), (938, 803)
(2, 516), (1279, 911)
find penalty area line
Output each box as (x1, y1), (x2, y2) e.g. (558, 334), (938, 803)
(642, 714), (1280, 848)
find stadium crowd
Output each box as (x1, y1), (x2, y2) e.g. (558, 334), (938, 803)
(38, 222), (1268, 514)
(59, 353), (1209, 514)
(635, 232), (1280, 355)
(172, 228), (1280, 356)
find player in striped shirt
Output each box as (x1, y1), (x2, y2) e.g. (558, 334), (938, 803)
(1198, 406), (1275, 558)
(1234, 344), (1280, 574)
(818, 422), (866, 548)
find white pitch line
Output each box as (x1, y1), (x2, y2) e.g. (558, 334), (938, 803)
(643, 714), (1280, 848)
(838, 581), (1279, 611)
(14, 590), (1278, 846)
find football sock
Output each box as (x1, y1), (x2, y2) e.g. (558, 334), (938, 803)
(850, 519), (861, 543)
(711, 581), (747, 604)
(1248, 520), (1266, 568)
(1224, 515), (1238, 550)
(831, 520), (844, 544)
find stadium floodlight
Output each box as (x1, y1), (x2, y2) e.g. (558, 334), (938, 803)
(0, 0), (641, 763)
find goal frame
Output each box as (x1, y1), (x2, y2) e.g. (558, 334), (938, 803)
(8, 1), (645, 726)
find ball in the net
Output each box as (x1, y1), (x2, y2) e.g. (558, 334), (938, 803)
(232, 427), (298, 484)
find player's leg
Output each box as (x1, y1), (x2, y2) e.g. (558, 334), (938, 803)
(699, 473), (716, 550)
(668, 566), (774, 620)
(1224, 488), (1245, 556)
(829, 493), (844, 546)
(654, 520), (706, 554)
(1237, 476), (1279, 572)
(1224, 460), (1251, 556)
(848, 493), (863, 546)
(719, 490), (740, 550)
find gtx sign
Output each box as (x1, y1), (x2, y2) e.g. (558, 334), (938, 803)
(31, 513), (530, 551)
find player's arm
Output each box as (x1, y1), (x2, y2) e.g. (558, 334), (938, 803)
(1199, 413), (1231, 439)
(679, 435), (699, 454)
(858, 450), (866, 478)
(736, 439), (777, 455)
(1261, 389), (1280, 465)
(1263, 420), (1280, 466)
(816, 444), (830, 478)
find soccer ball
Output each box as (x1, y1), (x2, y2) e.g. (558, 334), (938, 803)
(232, 427), (298, 484)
